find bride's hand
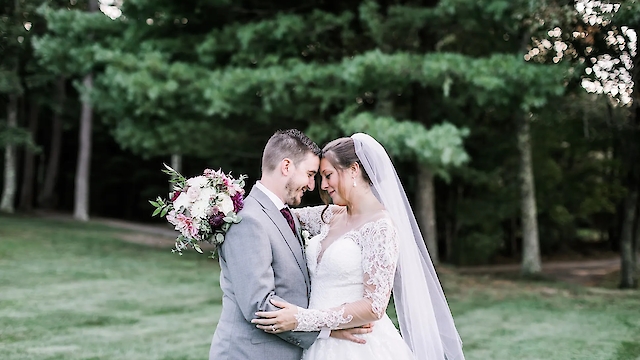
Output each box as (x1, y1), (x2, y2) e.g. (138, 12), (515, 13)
(251, 299), (299, 334)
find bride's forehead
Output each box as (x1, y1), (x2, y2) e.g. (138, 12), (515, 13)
(320, 159), (336, 171)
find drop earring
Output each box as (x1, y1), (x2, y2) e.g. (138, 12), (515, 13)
(353, 177), (357, 187)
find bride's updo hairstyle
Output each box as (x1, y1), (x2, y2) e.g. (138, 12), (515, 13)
(319, 137), (372, 220)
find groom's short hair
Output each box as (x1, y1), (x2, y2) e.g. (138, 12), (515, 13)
(262, 129), (321, 173)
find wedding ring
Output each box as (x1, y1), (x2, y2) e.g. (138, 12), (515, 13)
(271, 325), (276, 332)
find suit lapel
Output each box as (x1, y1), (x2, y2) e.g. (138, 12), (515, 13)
(292, 214), (304, 246)
(249, 188), (311, 295)
(290, 209), (311, 297)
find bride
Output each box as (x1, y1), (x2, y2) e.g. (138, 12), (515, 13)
(251, 133), (465, 360)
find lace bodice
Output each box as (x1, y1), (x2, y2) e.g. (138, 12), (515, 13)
(291, 205), (399, 331)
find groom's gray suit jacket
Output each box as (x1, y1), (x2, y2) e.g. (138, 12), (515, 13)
(209, 187), (319, 360)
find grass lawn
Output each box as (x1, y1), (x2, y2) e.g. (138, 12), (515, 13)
(1, 215), (639, 360)
(0, 215), (220, 360)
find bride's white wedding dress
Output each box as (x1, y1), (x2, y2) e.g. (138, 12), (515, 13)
(293, 206), (416, 360)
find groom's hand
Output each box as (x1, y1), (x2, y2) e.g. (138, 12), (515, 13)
(330, 323), (374, 344)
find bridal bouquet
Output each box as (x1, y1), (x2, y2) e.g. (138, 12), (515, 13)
(150, 164), (247, 257)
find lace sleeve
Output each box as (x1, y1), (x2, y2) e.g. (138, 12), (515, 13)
(293, 218), (400, 331)
(360, 218), (399, 317)
(291, 205), (338, 236)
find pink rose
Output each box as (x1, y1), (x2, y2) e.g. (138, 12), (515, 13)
(175, 214), (198, 239)
(188, 222), (199, 238)
(166, 210), (178, 225)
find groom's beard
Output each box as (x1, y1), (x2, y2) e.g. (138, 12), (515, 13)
(284, 180), (307, 206)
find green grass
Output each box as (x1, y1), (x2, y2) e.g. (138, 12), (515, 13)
(0, 215), (221, 360)
(1, 215), (639, 360)
(443, 273), (640, 360)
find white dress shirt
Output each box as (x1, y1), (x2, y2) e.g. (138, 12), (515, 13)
(254, 181), (286, 210)
(253, 181), (331, 339)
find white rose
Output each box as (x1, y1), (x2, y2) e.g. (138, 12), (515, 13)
(173, 192), (190, 211)
(217, 194), (234, 215)
(199, 187), (218, 201)
(190, 198), (211, 220)
(187, 175), (209, 188)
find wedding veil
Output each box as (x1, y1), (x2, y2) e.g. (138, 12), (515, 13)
(352, 133), (465, 360)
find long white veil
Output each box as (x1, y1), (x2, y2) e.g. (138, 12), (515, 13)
(352, 133), (464, 360)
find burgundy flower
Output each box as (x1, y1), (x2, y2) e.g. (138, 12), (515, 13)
(232, 193), (244, 213)
(171, 190), (182, 202)
(209, 212), (225, 228)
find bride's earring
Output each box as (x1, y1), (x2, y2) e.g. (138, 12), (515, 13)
(352, 177), (357, 187)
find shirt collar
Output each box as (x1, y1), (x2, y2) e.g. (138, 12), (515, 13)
(255, 181), (286, 210)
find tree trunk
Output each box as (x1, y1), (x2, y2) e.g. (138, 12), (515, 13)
(0, 95), (19, 213)
(381, 86), (440, 263)
(607, 144), (620, 252)
(510, 217), (518, 257)
(18, 102), (39, 212)
(380, 86), (441, 263)
(72, 0), (98, 221)
(444, 185), (458, 262)
(630, 38), (640, 284)
(416, 163), (439, 265)
(73, 74), (94, 221)
(170, 153), (182, 192)
(444, 219), (453, 262)
(619, 190), (637, 288)
(621, 47), (639, 287)
(517, 113), (542, 275)
(171, 154), (182, 172)
(633, 193), (639, 284)
(410, 84), (441, 263)
(38, 77), (66, 209)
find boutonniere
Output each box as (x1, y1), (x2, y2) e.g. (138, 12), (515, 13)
(301, 229), (311, 249)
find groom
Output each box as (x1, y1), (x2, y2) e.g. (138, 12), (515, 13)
(210, 130), (370, 360)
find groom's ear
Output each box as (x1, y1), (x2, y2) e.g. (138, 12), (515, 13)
(280, 158), (292, 176)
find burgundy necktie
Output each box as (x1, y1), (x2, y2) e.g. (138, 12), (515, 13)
(280, 207), (296, 235)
